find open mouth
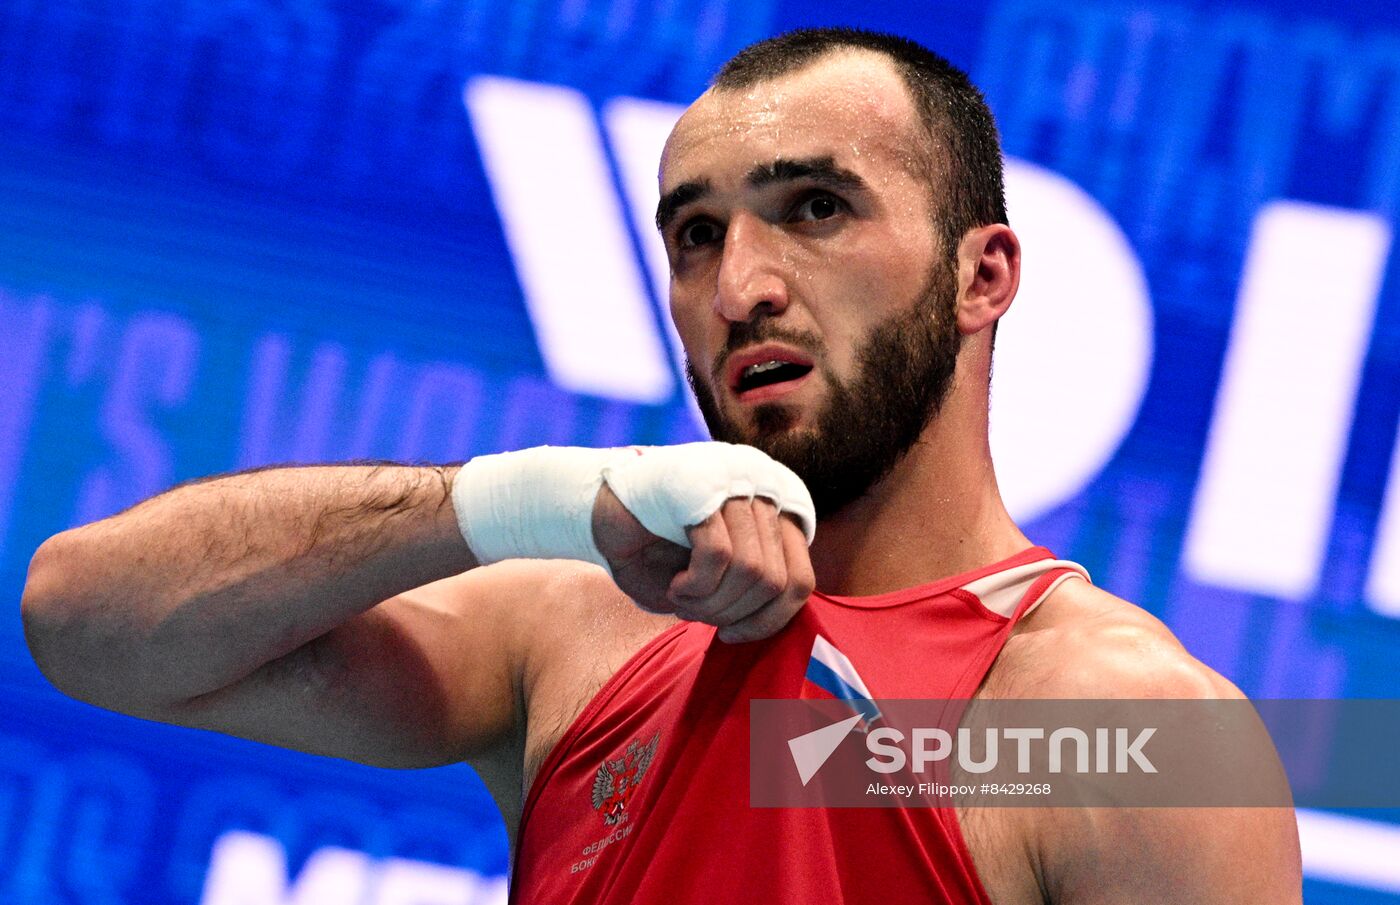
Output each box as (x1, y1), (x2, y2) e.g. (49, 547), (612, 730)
(723, 344), (818, 403)
(735, 359), (815, 394)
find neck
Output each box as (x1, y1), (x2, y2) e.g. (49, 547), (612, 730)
(806, 372), (1032, 596)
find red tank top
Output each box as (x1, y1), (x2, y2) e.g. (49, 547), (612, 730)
(511, 547), (1089, 903)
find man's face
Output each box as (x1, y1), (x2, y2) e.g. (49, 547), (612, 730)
(659, 51), (962, 515)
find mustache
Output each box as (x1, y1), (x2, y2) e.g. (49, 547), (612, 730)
(710, 319), (824, 385)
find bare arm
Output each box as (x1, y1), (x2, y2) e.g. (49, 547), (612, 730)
(20, 451), (814, 769)
(22, 465), (474, 708)
(1049, 805), (1301, 905)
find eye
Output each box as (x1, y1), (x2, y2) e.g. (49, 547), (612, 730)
(677, 218), (722, 248)
(790, 192), (844, 223)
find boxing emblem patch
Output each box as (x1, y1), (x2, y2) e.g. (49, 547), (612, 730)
(591, 732), (660, 826)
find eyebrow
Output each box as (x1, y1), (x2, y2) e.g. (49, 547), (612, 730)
(654, 155), (868, 232)
(655, 180), (711, 233)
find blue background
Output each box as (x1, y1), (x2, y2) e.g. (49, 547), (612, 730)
(1, 0), (1398, 901)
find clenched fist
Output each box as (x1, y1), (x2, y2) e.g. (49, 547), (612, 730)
(593, 484), (814, 643)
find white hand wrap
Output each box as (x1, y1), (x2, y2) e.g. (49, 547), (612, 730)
(603, 442), (817, 547)
(451, 446), (619, 568)
(450, 442), (816, 569)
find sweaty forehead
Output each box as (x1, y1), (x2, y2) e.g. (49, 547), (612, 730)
(660, 51), (926, 190)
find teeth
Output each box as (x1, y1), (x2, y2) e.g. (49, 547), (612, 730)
(743, 360), (786, 378)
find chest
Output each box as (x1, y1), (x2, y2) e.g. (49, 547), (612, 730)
(518, 607), (1049, 904)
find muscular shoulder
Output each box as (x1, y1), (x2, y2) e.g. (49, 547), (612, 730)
(501, 559), (675, 680)
(991, 578), (1239, 701)
(427, 557), (673, 677)
(987, 581), (1302, 903)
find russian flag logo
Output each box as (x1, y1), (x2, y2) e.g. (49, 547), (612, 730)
(801, 634), (883, 731)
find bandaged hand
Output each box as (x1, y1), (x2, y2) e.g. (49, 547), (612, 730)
(450, 442), (816, 642)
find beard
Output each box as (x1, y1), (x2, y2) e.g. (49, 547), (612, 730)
(686, 259), (963, 519)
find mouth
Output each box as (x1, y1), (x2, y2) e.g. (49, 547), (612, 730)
(726, 345), (816, 403)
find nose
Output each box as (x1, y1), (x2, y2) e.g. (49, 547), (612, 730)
(714, 212), (790, 323)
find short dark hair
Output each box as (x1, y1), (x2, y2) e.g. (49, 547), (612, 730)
(712, 27), (1007, 257)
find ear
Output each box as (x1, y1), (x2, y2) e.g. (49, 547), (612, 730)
(955, 224), (1020, 336)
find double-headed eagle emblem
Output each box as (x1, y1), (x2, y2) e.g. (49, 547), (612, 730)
(591, 732), (660, 826)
